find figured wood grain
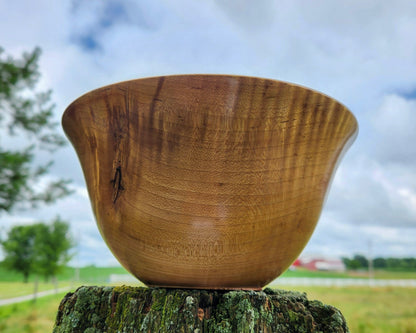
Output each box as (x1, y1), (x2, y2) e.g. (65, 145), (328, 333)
(62, 75), (358, 290)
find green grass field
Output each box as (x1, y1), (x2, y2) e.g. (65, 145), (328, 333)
(0, 264), (129, 283)
(280, 286), (416, 333)
(1, 285), (415, 333)
(0, 293), (67, 333)
(0, 282), (73, 300)
(280, 267), (416, 279)
(1, 265), (415, 332)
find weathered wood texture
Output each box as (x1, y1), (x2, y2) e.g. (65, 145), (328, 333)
(53, 286), (349, 332)
(62, 75), (358, 289)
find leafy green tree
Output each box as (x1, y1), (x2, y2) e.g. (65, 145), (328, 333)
(0, 46), (71, 212)
(34, 217), (73, 282)
(1, 224), (37, 282)
(342, 257), (361, 270)
(353, 254), (368, 269)
(386, 257), (401, 270)
(402, 258), (416, 270)
(1, 218), (73, 283)
(346, 255), (416, 271)
(342, 254), (370, 270)
(373, 257), (387, 269)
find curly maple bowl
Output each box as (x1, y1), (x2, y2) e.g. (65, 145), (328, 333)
(62, 75), (358, 290)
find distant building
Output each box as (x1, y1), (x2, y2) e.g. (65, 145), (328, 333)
(293, 256), (346, 272)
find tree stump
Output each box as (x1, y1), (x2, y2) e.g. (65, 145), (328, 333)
(53, 286), (349, 333)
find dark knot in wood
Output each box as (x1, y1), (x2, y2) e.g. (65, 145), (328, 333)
(111, 166), (124, 203)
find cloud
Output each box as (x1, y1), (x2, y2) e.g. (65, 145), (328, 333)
(305, 217), (416, 258)
(370, 94), (416, 164)
(69, 0), (142, 51)
(325, 155), (416, 228)
(0, 182), (119, 266)
(0, 1), (71, 53)
(71, 220), (118, 267)
(213, 0), (276, 30)
(1, 0), (416, 266)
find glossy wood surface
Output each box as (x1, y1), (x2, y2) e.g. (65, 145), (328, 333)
(62, 75), (358, 289)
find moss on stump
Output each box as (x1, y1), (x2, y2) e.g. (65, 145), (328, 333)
(53, 286), (349, 333)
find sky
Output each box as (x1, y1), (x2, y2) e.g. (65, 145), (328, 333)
(1, 0), (416, 267)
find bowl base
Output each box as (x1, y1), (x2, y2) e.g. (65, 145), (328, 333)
(146, 284), (263, 291)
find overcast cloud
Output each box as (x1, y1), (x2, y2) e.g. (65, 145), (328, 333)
(1, 0), (415, 266)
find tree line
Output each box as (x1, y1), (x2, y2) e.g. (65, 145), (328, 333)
(0, 45), (74, 289)
(343, 254), (416, 271)
(1, 217), (73, 283)
(0, 46), (71, 213)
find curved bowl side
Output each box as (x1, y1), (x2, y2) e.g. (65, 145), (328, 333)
(62, 75), (358, 289)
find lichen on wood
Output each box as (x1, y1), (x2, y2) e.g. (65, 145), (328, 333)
(53, 286), (349, 333)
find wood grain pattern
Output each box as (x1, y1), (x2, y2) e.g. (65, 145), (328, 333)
(62, 75), (358, 290)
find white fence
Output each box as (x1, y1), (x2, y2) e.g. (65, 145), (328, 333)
(109, 274), (416, 288)
(271, 277), (416, 287)
(109, 274), (141, 284)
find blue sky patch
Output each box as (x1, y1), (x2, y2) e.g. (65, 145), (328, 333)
(73, 34), (100, 51)
(400, 89), (416, 100)
(70, 1), (128, 52)
(99, 2), (128, 29)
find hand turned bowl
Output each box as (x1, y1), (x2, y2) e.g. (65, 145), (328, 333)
(62, 75), (358, 290)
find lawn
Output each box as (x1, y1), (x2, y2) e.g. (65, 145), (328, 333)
(0, 264), (129, 284)
(0, 292), (66, 333)
(1, 265), (416, 332)
(1, 284), (415, 333)
(277, 285), (416, 333)
(281, 267), (416, 279)
(0, 281), (72, 299)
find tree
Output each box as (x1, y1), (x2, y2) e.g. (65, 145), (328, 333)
(373, 257), (387, 269)
(342, 254), (369, 270)
(34, 217), (73, 282)
(1, 218), (73, 283)
(1, 224), (37, 282)
(353, 254), (368, 269)
(0, 46), (71, 213)
(342, 257), (361, 270)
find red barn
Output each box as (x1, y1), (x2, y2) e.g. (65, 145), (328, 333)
(296, 256), (346, 272)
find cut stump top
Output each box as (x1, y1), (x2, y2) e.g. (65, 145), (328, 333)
(53, 286), (348, 332)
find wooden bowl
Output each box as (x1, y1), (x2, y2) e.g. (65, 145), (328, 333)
(62, 75), (358, 290)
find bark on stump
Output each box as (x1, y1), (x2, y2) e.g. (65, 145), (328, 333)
(53, 286), (349, 333)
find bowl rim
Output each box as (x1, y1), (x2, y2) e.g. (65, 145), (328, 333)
(63, 74), (358, 131)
